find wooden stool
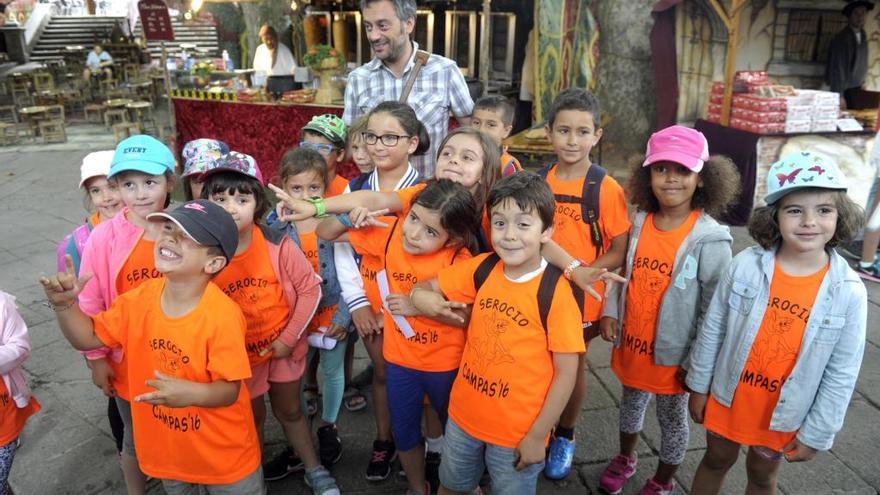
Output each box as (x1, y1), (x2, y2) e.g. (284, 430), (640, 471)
(84, 103), (105, 123)
(38, 120), (66, 143)
(104, 108), (129, 129)
(61, 89), (85, 118)
(18, 106), (48, 138)
(0, 105), (17, 123)
(45, 104), (65, 123)
(10, 78), (32, 107)
(123, 63), (140, 82)
(32, 72), (54, 92)
(99, 78), (118, 94)
(112, 122), (140, 142)
(126, 101), (155, 135)
(0, 122), (19, 145)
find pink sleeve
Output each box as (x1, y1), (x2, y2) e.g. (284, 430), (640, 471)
(0, 293), (30, 375)
(76, 228), (112, 360)
(277, 239), (322, 350)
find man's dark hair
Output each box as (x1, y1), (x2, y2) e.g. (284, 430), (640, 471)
(360, 0), (416, 22)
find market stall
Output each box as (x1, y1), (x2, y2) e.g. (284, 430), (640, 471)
(173, 96), (342, 183)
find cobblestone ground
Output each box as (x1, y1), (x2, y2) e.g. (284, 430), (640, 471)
(1, 145), (878, 494)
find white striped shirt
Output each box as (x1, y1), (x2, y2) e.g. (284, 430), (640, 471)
(343, 41), (474, 178)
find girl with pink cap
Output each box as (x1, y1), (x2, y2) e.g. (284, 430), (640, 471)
(598, 125), (741, 495)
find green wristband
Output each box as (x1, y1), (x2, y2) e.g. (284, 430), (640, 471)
(307, 197), (329, 218)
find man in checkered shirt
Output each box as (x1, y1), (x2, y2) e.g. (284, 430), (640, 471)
(343, 0), (474, 177)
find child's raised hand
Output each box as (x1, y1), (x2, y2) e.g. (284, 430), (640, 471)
(688, 392), (708, 424)
(514, 432), (546, 471)
(260, 339), (293, 359)
(385, 293), (420, 317)
(782, 438), (818, 463)
(409, 287), (466, 324)
(571, 266), (626, 301)
(40, 254), (92, 306)
(136, 370), (194, 408)
(599, 316), (618, 342)
(268, 183), (317, 221)
(351, 307), (382, 338)
(349, 207), (390, 229)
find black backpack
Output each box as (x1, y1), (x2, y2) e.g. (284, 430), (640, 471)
(537, 163), (607, 259)
(471, 254), (584, 333)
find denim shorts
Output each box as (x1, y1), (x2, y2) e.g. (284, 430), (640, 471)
(439, 418), (544, 494)
(385, 362), (456, 451)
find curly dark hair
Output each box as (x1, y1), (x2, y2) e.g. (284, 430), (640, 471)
(625, 154), (741, 219)
(747, 189), (865, 249)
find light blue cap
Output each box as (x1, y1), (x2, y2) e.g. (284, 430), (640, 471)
(764, 151), (847, 205)
(109, 134), (176, 179)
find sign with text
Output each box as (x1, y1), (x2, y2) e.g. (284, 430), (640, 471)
(138, 0), (174, 41)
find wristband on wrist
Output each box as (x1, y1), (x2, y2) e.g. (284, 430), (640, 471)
(336, 213), (354, 229)
(563, 259), (585, 281)
(306, 196), (329, 218)
(43, 299), (75, 312)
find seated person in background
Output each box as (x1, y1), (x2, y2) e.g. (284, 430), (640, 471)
(83, 44), (113, 81)
(253, 24), (297, 94)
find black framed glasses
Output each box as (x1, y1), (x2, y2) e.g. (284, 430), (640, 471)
(361, 132), (411, 146)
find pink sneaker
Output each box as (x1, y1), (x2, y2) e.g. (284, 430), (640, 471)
(598, 454), (637, 494)
(638, 478), (675, 495)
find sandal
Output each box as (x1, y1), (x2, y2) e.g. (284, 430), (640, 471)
(303, 384), (320, 417)
(343, 385), (367, 412)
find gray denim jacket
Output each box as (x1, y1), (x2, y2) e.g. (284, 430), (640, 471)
(603, 210), (732, 367)
(266, 211), (352, 330)
(686, 246), (867, 450)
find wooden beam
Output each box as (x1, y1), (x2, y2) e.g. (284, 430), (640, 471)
(720, 0), (747, 126)
(706, 0), (732, 30)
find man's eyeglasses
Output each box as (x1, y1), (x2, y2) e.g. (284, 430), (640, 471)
(299, 141), (338, 156)
(361, 132), (411, 147)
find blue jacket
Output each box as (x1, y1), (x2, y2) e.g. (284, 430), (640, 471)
(267, 211), (352, 331)
(686, 246), (867, 451)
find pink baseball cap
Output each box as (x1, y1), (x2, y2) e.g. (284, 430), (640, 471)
(643, 125), (710, 173)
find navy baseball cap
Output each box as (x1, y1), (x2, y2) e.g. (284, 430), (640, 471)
(147, 200), (238, 262)
(109, 135), (176, 179)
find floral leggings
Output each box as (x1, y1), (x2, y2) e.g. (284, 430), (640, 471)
(0, 438), (17, 495)
(619, 386), (689, 465)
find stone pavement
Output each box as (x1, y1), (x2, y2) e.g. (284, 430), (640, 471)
(0, 147), (878, 494)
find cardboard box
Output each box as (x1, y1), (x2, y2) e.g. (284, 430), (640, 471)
(731, 107), (786, 123)
(786, 104), (812, 121)
(784, 119), (812, 133)
(732, 94), (786, 112)
(813, 105), (840, 120)
(811, 119), (837, 132)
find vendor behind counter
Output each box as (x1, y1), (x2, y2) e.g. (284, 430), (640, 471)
(252, 24), (298, 96)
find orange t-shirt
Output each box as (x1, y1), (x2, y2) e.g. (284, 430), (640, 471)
(500, 150), (522, 178)
(348, 217), (471, 372)
(611, 210), (700, 394)
(544, 165), (630, 321)
(300, 230), (335, 333)
(89, 211), (101, 227)
(704, 262), (829, 452)
(0, 379), (40, 446)
(93, 278), (259, 485)
(326, 174), (349, 198)
(397, 183), (493, 252)
(438, 254), (585, 448)
(212, 228), (290, 366)
(116, 236), (163, 295)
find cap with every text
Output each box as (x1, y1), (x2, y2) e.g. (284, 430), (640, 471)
(146, 200), (238, 262)
(109, 134), (176, 179)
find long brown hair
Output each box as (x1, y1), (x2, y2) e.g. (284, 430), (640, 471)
(435, 127), (501, 210)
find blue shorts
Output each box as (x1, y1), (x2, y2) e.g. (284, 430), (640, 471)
(385, 362), (456, 451)
(440, 418), (544, 494)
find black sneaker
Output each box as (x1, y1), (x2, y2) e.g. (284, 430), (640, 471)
(365, 439), (396, 481)
(263, 447), (305, 481)
(425, 451), (441, 493)
(317, 424), (343, 468)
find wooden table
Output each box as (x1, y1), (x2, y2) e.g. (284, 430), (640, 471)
(19, 106), (48, 136)
(105, 98), (133, 109)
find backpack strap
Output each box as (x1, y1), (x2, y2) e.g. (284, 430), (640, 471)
(382, 216), (400, 263)
(537, 163), (553, 178)
(537, 265), (586, 334)
(472, 253), (501, 293)
(581, 164), (607, 259)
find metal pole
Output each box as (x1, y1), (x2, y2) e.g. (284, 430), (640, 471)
(480, 0), (490, 96)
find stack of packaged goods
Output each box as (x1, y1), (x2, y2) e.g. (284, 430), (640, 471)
(705, 71), (841, 135)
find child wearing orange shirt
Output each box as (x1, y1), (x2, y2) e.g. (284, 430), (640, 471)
(410, 173), (585, 494)
(597, 126), (740, 495)
(687, 152), (867, 494)
(42, 200), (264, 494)
(266, 148), (354, 475)
(470, 95), (522, 178)
(76, 135), (176, 493)
(539, 88), (631, 480)
(200, 152), (340, 494)
(315, 179), (479, 495)
(0, 291), (41, 495)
